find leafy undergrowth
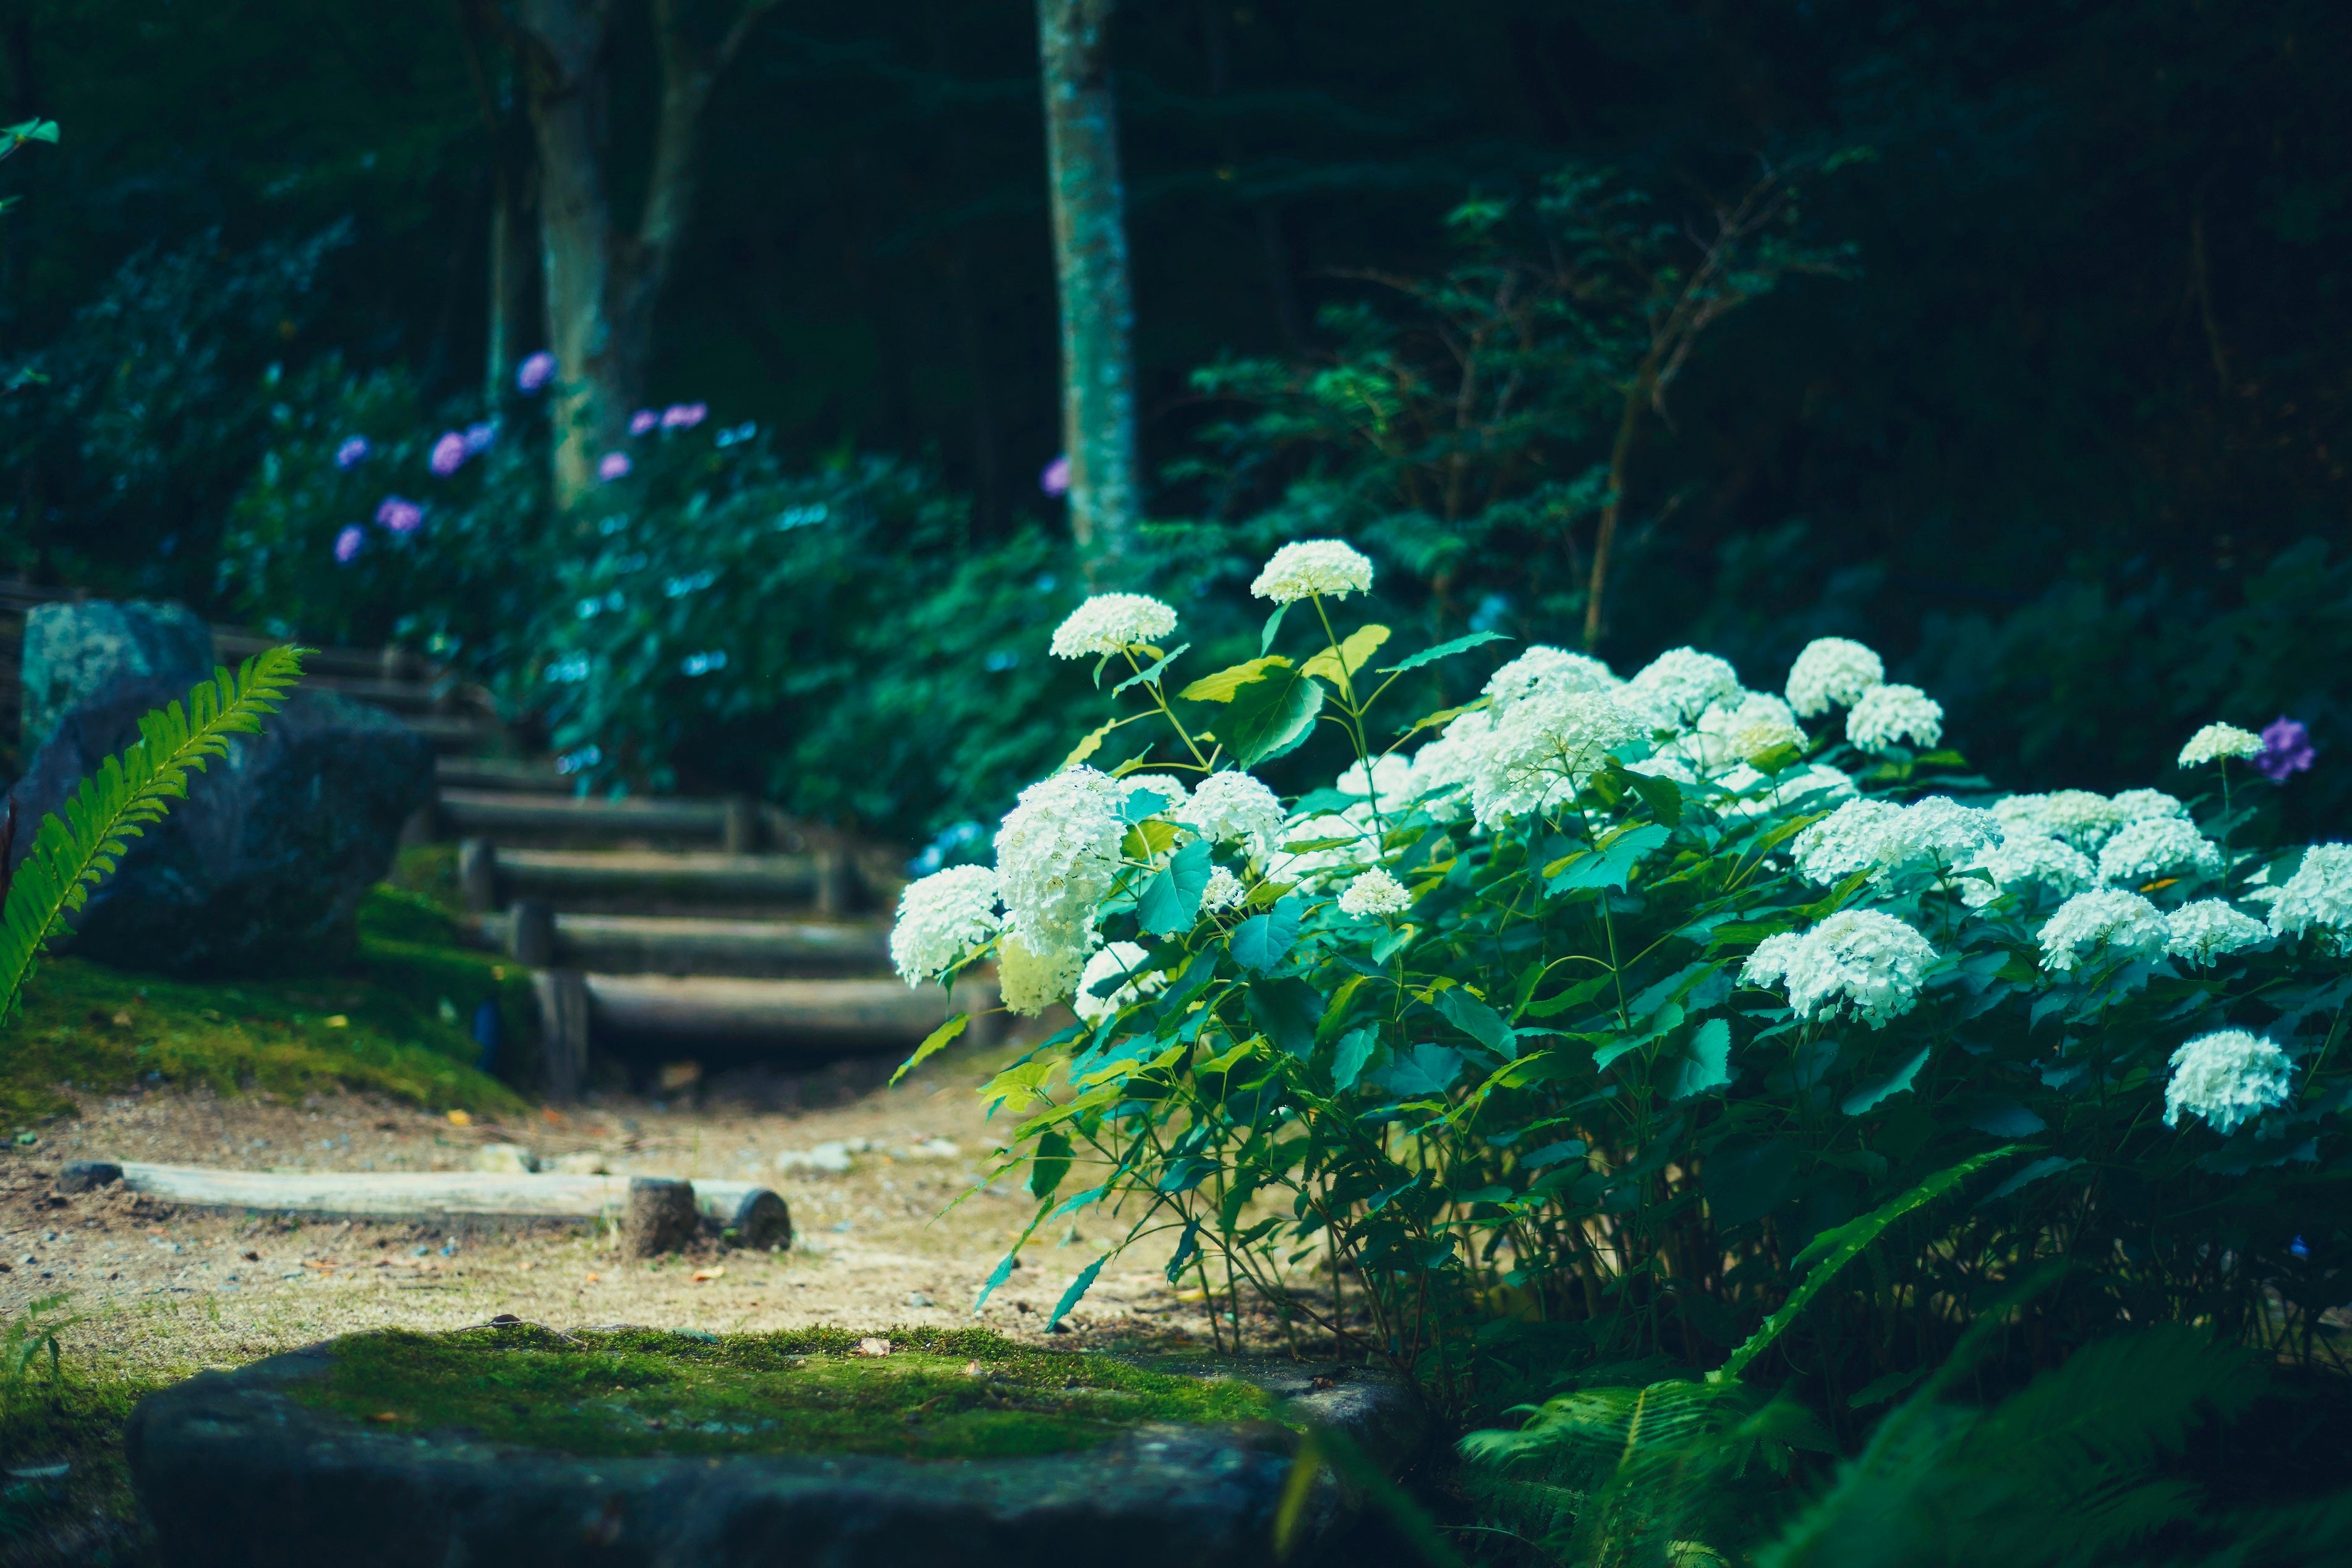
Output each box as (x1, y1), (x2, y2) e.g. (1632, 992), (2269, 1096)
(302, 1324), (1278, 1460)
(0, 884), (533, 1125)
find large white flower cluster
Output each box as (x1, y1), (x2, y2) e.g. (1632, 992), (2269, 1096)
(1484, 647), (1617, 712)
(2039, 888), (2169, 973)
(1845, 683), (1944, 753)
(1744, 909), (1938, 1028)
(2164, 900), (2269, 965)
(1049, 594), (1178, 658)
(1268, 810), (1379, 887)
(1251, 539), (1374, 603)
(888, 866), (1000, 986)
(2097, 816), (2222, 886)
(1792, 799), (1906, 884)
(1178, 770), (1286, 859)
(2178, 722), (2264, 769)
(1790, 796), (1998, 886)
(992, 766), (1127, 1012)
(1959, 832), (2097, 908)
(1996, 790), (2121, 850)
(2267, 843), (2352, 953)
(2164, 1029), (2294, 1135)
(1627, 648), (1742, 731)
(1784, 637), (1885, 717)
(1336, 753), (1416, 815)
(1198, 865), (1246, 913)
(1470, 689), (1648, 827)
(1073, 942), (1166, 1025)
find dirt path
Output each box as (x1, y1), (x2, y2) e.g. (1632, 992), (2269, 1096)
(0, 1042), (1230, 1385)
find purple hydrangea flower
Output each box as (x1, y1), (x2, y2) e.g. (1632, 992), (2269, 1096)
(628, 409), (658, 437)
(333, 525), (366, 564)
(2255, 716), (2315, 783)
(661, 402), (707, 431)
(375, 496), (424, 534)
(597, 451), (633, 482)
(463, 421), (496, 454)
(334, 437), (370, 469)
(429, 432), (469, 476)
(1040, 454), (1071, 498)
(517, 351), (557, 393)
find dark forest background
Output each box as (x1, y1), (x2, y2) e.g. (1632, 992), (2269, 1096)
(2, 0), (2348, 840)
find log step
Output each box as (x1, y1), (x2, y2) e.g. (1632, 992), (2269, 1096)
(108, 1164), (791, 1246)
(461, 842), (853, 915)
(440, 789), (754, 850)
(582, 973), (990, 1046)
(403, 714), (514, 754)
(482, 910), (890, 978)
(436, 756), (567, 793)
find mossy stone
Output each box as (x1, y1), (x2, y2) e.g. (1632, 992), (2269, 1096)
(126, 1325), (1426, 1567)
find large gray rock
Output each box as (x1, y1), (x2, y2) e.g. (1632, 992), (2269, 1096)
(124, 1338), (1428, 1568)
(6, 673), (433, 974)
(18, 599), (215, 756)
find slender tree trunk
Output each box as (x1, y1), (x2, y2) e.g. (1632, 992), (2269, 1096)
(508, 0), (770, 511)
(1038, 0), (1142, 583)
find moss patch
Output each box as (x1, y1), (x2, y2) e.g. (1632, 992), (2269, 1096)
(0, 885), (532, 1124)
(299, 1325), (1279, 1462)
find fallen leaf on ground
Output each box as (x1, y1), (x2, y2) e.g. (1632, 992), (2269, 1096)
(691, 1267), (726, 1282)
(583, 1272), (601, 1284)
(369, 1412), (402, 1423)
(446, 1110), (472, 1127)
(241, 1251), (260, 1262)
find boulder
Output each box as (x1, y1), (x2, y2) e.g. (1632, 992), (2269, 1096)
(6, 673), (433, 974)
(18, 599), (215, 756)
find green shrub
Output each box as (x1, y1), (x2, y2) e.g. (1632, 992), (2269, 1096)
(891, 542), (2350, 1432)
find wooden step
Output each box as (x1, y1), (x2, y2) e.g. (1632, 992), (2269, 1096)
(461, 843), (852, 915)
(474, 911), (890, 978)
(402, 714), (513, 754)
(581, 973), (992, 1046)
(440, 790), (754, 850)
(305, 675), (453, 715)
(215, 630), (428, 682)
(437, 757), (566, 793)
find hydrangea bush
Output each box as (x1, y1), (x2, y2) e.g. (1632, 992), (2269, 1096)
(895, 540), (2350, 1410)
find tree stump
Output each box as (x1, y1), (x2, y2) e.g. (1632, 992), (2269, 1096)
(623, 1177), (697, 1256)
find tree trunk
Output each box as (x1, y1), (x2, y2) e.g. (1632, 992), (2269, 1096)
(509, 0), (767, 511)
(1038, 0), (1143, 583)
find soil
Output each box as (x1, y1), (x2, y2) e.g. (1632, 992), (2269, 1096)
(0, 1041), (1255, 1388)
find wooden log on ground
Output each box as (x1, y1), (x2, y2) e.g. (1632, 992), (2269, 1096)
(582, 973), (995, 1045)
(108, 1164), (788, 1243)
(542, 913), (889, 977)
(534, 969), (590, 1102)
(623, 1177), (697, 1256)
(490, 847), (824, 908)
(401, 714), (511, 753)
(435, 757), (565, 793)
(438, 790), (734, 843)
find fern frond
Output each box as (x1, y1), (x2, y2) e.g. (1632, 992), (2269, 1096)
(0, 646), (307, 1026)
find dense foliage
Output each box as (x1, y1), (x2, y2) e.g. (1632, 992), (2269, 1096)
(894, 548), (2349, 1452)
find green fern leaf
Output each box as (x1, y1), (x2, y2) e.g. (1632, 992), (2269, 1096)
(0, 646), (307, 1026)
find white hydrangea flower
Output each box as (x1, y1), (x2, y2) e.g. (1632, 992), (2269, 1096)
(1784, 637), (1886, 717)
(1742, 931), (1805, 990)
(1628, 648), (1742, 731)
(1715, 761), (1859, 822)
(889, 866), (1001, 987)
(1251, 539), (1374, 603)
(1483, 646), (1617, 714)
(1118, 773), (1190, 815)
(1336, 752), (1416, 814)
(1627, 753), (1701, 787)
(1996, 790), (2121, 851)
(994, 767), (1125, 960)
(1880, 796), (2001, 875)
(1073, 941), (1165, 1025)
(1845, 683), (1944, 753)
(1769, 910), (1940, 1029)
(2110, 788), (2188, 824)
(2268, 843), (2352, 953)
(997, 930), (1089, 1016)
(2039, 888), (2169, 973)
(1791, 798), (1906, 885)
(2097, 816), (2223, 886)
(1178, 770), (1287, 859)
(1338, 866), (1413, 918)
(1198, 865), (1246, 913)
(1682, 691), (1805, 774)
(1049, 593), (1178, 658)
(2165, 1029), (2294, 1134)
(1268, 806), (1381, 887)
(2178, 723), (2265, 769)
(1405, 708), (1494, 816)
(1959, 833), (2097, 908)
(1470, 689), (1648, 827)
(2164, 900), (2269, 966)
